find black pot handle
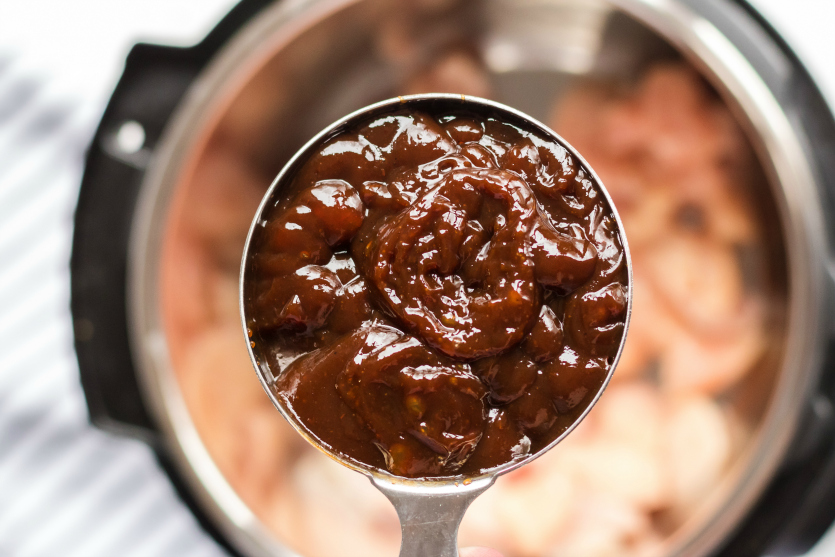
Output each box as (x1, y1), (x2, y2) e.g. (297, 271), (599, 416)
(70, 0), (273, 444)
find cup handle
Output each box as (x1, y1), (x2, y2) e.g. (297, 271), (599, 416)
(371, 475), (494, 557)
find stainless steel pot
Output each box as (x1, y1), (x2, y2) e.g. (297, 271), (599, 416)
(72, 0), (835, 555)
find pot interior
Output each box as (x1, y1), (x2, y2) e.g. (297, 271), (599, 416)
(155, 0), (791, 555)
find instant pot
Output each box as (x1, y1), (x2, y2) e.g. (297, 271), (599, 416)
(70, 0), (835, 555)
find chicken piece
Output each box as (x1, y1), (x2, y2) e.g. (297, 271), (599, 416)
(722, 404), (753, 458)
(463, 382), (670, 557)
(561, 440), (670, 511)
(548, 492), (652, 557)
(404, 50), (491, 98)
(208, 268), (241, 325)
(460, 549), (505, 557)
(214, 63), (292, 175)
(552, 65), (758, 247)
(605, 65), (740, 175)
(549, 82), (614, 167)
(663, 395), (732, 511)
(182, 141), (269, 270)
(633, 533), (666, 557)
(612, 263), (670, 382)
(617, 180), (755, 253)
(659, 319), (765, 395)
(587, 157), (651, 219)
(178, 325), (292, 511)
(643, 235), (745, 335)
(671, 164), (757, 245)
(615, 185), (678, 252)
(700, 187), (757, 245)
(462, 461), (576, 557)
(634, 235), (764, 395)
(374, 15), (419, 65)
(162, 143), (266, 376)
(594, 382), (664, 456)
(269, 452), (400, 557)
(231, 405), (295, 513)
(458, 485), (512, 556)
(160, 231), (214, 359)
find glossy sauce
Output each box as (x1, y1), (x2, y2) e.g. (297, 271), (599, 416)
(244, 108), (628, 478)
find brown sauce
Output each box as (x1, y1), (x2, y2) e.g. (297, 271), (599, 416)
(244, 107), (628, 478)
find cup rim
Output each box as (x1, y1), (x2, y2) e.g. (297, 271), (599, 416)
(238, 93), (634, 486)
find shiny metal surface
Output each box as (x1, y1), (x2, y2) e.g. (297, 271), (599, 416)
(238, 93), (633, 557)
(126, 0), (828, 556)
(372, 475), (494, 557)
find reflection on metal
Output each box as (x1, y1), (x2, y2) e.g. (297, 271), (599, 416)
(102, 119), (151, 168)
(484, 0), (611, 74)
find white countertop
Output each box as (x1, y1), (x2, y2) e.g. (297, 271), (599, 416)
(0, 1), (832, 556)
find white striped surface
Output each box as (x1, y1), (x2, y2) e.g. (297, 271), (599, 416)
(0, 52), (229, 557)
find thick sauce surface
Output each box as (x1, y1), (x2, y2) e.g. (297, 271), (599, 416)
(244, 107), (628, 478)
